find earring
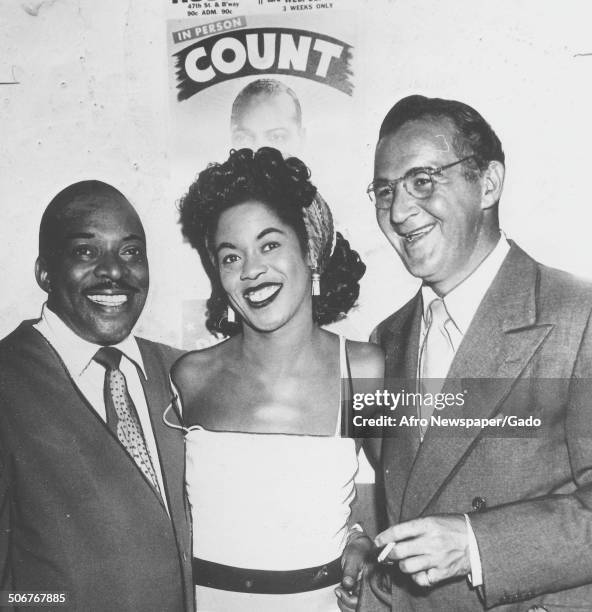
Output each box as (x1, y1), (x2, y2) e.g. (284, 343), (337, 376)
(311, 271), (321, 296)
(227, 305), (236, 323)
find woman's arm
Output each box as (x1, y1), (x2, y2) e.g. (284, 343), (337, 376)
(336, 341), (385, 611)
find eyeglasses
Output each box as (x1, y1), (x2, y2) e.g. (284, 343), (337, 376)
(367, 156), (475, 209)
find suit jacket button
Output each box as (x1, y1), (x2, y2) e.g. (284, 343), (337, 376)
(472, 496), (486, 511)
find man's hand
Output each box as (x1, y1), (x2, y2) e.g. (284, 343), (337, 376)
(335, 533), (373, 612)
(374, 515), (470, 587)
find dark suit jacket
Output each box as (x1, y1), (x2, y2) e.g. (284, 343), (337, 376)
(360, 243), (592, 611)
(0, 321), (193, 612)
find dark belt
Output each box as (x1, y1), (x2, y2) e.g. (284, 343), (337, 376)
(193, 556), (342, 594)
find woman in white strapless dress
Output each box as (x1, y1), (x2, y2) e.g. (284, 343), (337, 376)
(170, 148), (384, 611)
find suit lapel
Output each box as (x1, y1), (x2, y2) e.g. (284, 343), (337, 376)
(381, 294), (424, 521)
(401, 244), (553, 519)
(29, 325), (177, 515)
(382, 293), (422, 383)
(138, 341), (186, 527)
(18, 325), (181, 517)
(135, 340), (194, 609)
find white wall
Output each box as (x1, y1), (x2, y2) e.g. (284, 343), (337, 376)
(2, 0), (591, 345)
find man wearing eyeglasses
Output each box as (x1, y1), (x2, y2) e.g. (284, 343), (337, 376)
(341, 95), (592, 612)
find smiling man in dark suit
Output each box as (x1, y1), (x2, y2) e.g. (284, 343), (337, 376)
(348, 95), (592, 612)
(0, 181), (192, 611)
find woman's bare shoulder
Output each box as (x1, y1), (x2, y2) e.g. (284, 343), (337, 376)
(171, 336), (237, 388)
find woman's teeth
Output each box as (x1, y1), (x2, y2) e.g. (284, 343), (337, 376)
(245, 284), (281, 304)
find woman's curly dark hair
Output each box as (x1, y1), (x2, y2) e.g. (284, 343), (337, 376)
(178, 147), (366, 337)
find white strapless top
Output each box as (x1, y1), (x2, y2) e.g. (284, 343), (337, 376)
(165, 336), (358, 571)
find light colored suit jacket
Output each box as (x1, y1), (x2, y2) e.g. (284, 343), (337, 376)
(360, 243), (592, 611)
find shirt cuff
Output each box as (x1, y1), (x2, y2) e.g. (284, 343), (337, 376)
(464, 514), (483, 587)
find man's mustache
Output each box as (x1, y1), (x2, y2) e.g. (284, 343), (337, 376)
(84, 280), (139, 294)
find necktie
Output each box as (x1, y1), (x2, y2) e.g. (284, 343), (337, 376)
(418, 298), (458, 437)
(94, 347), (162, 498)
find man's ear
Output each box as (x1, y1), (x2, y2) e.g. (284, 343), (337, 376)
(35, 257), (51, 294)
(481, 160), (505, 210)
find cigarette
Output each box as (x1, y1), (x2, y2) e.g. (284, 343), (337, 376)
(377, 541), (395, 563)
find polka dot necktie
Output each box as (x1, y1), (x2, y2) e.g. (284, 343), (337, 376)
(94, 347), (162, 498)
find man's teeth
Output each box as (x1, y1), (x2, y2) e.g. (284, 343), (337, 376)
(405, 226), (433, 242)
(246, 285), (280, 303)
(87, 294), (128, 307)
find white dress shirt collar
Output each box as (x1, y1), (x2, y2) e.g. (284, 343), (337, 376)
(421, 234), (511, 335)
(35, 304), (146, 379)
